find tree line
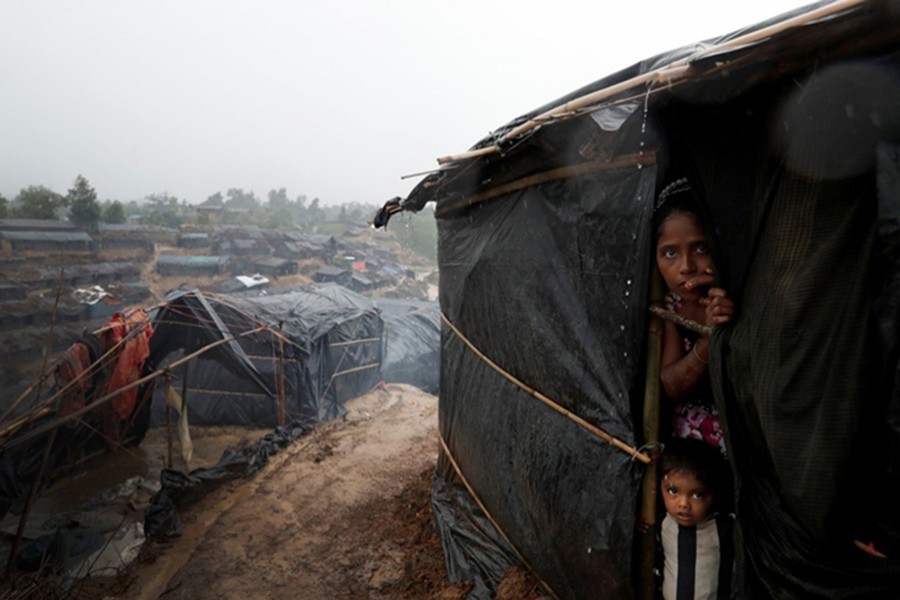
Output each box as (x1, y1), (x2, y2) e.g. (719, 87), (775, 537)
(0, 177), (437, 259)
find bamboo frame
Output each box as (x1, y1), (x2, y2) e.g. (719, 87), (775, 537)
(438, 433), (560, 600)
(440, 312), (651, 464)
(436, 0), (864, 166)
(637, 273), (664, 600)
(435, 152), (657, 218)
(2, 325), (269, 451)
(648, 305), (711, 337)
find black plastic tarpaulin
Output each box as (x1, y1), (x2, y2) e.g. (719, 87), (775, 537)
(377, 1), (900, 598)
(148, 284), (384, 427)
(375, 298), (440, 394)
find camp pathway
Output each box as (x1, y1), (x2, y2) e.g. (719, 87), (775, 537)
(120, 384), (451, 600)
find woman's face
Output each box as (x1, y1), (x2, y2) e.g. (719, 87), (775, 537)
(655, 211), (711, 301)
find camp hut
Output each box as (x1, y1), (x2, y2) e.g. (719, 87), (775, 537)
(0, 284), (27, 302)
(156, 255), (229, 277)
(376, 298), (440, 394)
(97, 224), (156, 251)
(0, 219), (77, 232)
(314, 265), (350, 286)
(376, 2), (900, 598)
(348, 273), (374, 293)
(0, 230), (93, 255)
(239, 256), (298, 278)
(176, 232), (210, 249)
(147, 284), (384, 427)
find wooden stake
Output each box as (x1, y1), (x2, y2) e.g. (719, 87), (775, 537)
(637, 273), (664, 600)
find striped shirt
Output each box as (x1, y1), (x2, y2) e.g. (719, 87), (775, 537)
(661, 513), (734, 600)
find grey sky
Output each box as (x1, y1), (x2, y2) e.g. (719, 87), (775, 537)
(1, 0), (814, 206)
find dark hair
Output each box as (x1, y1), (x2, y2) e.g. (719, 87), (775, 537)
(653, 178), (704, 241)
(660, 438), (727, 498)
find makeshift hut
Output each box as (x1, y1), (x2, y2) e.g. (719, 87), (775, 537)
(376, 1), (900, 598)
(147, 284), (384, 427)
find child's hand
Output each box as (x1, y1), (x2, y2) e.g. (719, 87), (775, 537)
(701, 288), (734, 326)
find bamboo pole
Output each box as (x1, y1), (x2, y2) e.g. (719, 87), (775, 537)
(440, 312), (651, 464)
(4, 409), (60, 580)
(0, 309), (153, 430)
(278, 321), (285, 428)
(166, 376), (174, 469)
(436, 0), (864, 166)
(648, 305), (711, 336)
(637, 273), (664, 600)
(2, 324), (269, 451)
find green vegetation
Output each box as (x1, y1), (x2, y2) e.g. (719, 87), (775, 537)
(4, 179), (440, 262)
(67, 175), (102, 232)
(11, 185), (66, 219)
(389, 210), (438, 262)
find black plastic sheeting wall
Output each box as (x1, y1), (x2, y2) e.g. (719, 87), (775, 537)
(425, 51), (900, 600)
(434, 166), (657, 598)
(376, 298), (440, 394)
(148, 285), (384, 427)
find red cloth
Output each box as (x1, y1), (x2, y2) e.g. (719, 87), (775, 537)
(55, 341), (93, 421)
(101, 308), (153, 420)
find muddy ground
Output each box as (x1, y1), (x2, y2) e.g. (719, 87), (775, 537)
(2, 384), (542, 599)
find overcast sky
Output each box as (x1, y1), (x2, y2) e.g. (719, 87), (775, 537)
(1, 0), (817, 207)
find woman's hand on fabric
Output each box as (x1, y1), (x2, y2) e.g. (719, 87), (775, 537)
(701, 288), (734, 326)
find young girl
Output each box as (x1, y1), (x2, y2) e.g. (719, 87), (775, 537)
(660, 438), (733, 600)
(654, 178), (734, 454)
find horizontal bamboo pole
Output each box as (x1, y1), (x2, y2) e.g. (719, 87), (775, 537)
(441, 312), (650, 464)
(436, 0), (863, 165)
(2, 325), (269, 451)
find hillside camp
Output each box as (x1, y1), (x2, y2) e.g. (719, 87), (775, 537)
(376, 1), (900, 597)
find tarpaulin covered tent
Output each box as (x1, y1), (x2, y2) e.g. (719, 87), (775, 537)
(376, 298), (441, 394)
(377, 1), (900, 597)
(148, 284), (384, 427)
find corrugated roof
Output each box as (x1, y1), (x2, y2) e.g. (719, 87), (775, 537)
(0, 219), (76, 231)
(157, 255), (228, 266)
(0, 230), (92, 242)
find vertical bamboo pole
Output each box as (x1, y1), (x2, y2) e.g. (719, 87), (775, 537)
(165, 376), (174, 469)
(5, 422), (59, 580)
(4, 267), (66, 581)
(638, 270), (664, 600)
(278, 322), (286, 427)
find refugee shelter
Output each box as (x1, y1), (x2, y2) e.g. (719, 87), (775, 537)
(147, 284), (384, 427)
(376, 1), (900, 597)
(156, 255), (229, 277)
(376, 298), (441, 394)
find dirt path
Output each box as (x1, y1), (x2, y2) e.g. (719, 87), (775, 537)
(119, 384), (473, 600)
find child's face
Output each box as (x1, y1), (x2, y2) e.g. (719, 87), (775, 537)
(655, 212), (712, 301)
(661, 470), (714, 527)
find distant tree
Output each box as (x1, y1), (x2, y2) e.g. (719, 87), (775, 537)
(0, 194), (7, 219)
(67, 175), (102, 231)
(225, 188), (260, 210)
(13, 185), (66, 219)
(144, 192), (183, 229)
(103, 200), (126, 224)
(261, 188), (296, 228)
(267, 188), (290, 209)
(393, 210), (437, 261)
(307, 197), (325, 224)
(203, 192), (224, 206)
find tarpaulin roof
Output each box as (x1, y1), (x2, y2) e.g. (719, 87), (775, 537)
(148, 284), (384, 427)
(382, 1), (900, 598)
